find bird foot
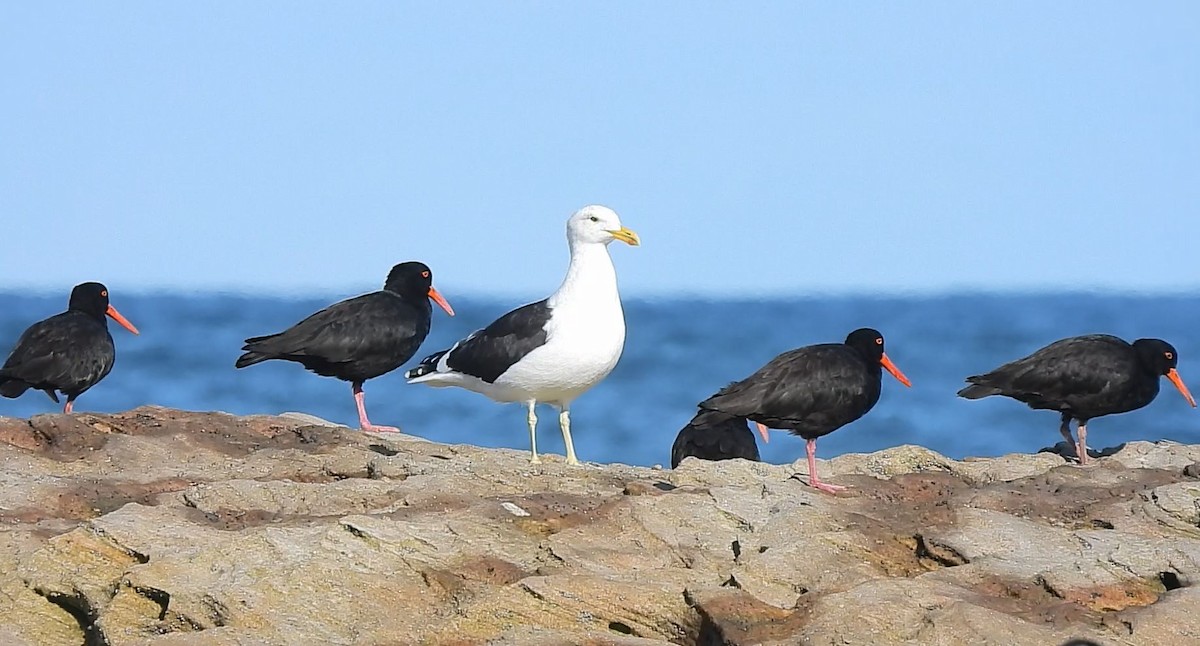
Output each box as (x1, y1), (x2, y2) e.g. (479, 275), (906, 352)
(565, 457), (582, 466)
(529, 455), (543, 465)
(361, 423), (402, 434)
(807, 479), (847, 494)
(1070, 442), (1092, 465)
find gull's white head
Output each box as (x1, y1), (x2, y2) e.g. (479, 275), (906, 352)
(566, 205), (640, 247)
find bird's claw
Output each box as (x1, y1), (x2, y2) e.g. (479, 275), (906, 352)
(788, 472), (846, 494)
(361, 424), (402, 434)
(812, 482), (846, 494)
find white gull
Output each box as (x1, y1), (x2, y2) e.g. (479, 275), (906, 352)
(406, 205), (639, 465)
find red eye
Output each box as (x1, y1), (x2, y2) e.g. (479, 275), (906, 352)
(421, 271), (430, 278)
(100, 290), (108, 297)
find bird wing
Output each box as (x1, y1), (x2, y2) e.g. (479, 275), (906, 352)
(989, 335), (1128, 402)
(1, 313), (112, 390)
(243, 293), (420, 364)
(443, 300), (552, 383)
(703, 345), (863, 423)
(756, 346), (868, 421)
(3, 317), (60, 372)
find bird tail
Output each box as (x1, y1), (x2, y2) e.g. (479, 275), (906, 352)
(405, 350), (448, 380)
(956, 380), (1000, 399)
(235, 334), (283, 369)
(697, 382), (747, 415)
(0, 375), (31, 399)
(234, 351), (272, 369)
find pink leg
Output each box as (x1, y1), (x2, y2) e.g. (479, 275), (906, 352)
(755, 422), (770, 443)
(1076, 422), (1089, 466)
(1060, 416), (1088, 465)
(1058, 416), (1075, 447)
(352, 383), (400, 433)
(63, 400), (74, 414)
(805, 438), (845, 493)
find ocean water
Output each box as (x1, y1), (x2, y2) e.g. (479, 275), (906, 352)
(1, 292), (1198, 468)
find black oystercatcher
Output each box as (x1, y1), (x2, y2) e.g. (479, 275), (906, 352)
(0, 282), (140, 413)
(670, 409), (766, 468)
(235, 262), (453, 433)
(700, 328), (911, 493)
(407, 206), (639, 465)
(957, 335), (1195, 464)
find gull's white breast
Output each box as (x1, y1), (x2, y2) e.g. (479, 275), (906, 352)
(493, 292), (626, 404)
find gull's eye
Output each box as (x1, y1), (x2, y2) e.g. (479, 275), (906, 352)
(875, 337), (883, 345)
(100, 290), (108, 297)
(589, 215), (599, 222)
(421, 271), (430, 278)
(1166, 351), (1174, 360)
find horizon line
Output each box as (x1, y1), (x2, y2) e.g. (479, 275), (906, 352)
(1, 284), (1198, 301)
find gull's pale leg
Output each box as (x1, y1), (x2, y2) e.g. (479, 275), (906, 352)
(559, 406), (579, 466)
(527, 400), (541, 464)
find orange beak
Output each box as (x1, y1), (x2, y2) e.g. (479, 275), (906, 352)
(880, 353), (911, 387)
(428, 286), (454, 316)
(1166, 368), (1196, 407)
(755, 421), (770, 444)
(105, 304), (139, 335)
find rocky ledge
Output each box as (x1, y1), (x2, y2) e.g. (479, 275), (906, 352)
(2, 407), (1199, 645)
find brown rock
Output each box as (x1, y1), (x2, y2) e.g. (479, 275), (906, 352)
(2, 406), (1200, 645)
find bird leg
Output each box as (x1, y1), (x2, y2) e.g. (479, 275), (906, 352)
(63, 399), (74, 414)
(804, 438), (845, 493)
(351, 383), (400, 433)
(1076, 421), (1090, 466)
(559, 406), (580, 466)
(1059, 414), (1081, 463)
(526, 400), (541, 464)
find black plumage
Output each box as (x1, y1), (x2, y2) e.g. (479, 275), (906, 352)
(671, 410), (760, 468)
(958, 334), (1195, 464)
(236, 262), (453, 432)
(0, 282), (139, 413)
(408, 300), (551, 383)
(700, 328), (911, 493)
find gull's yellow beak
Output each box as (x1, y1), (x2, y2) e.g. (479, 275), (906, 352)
(609, 226), (640, 246)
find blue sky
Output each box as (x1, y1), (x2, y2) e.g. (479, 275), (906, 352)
(2, 3), (1196, 298)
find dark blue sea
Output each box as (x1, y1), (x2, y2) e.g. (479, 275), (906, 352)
(2, 292), (1198, 467)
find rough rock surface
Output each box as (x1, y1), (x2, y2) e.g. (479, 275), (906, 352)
(2, 406), (1199, 645)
